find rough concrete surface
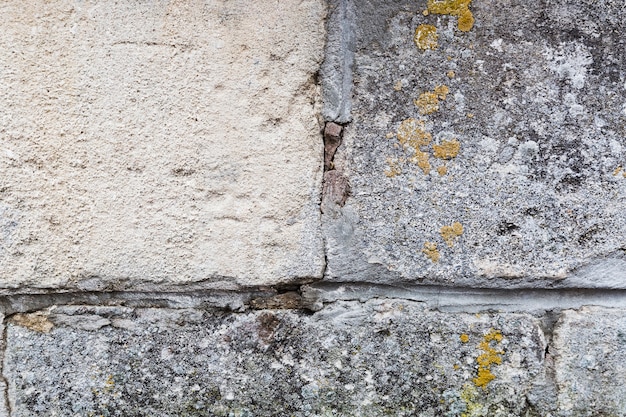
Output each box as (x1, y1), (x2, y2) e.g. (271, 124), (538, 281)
(323, 0), (626, 289)
(4, 301), (548, 416)
(0, 0), (326, 292)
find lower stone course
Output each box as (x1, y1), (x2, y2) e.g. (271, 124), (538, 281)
(3, 301), (625, 416)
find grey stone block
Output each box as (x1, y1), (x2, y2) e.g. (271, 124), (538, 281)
(5, 301), (546, 416)
(323, 0), (626, 289)
(553, 307), (626, 417)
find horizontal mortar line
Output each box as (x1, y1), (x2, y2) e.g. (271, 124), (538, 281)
(301, 283), (626, 313)
(0, 289), (268, 316)
(1, 282), (626, 315)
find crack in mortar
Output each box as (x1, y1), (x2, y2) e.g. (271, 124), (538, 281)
(1, 284), (626, 316)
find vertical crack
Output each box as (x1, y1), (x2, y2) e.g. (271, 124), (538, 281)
(1, 314), (11, 417)
(319, 121), (350, 284)
(320, 122), (349, 214)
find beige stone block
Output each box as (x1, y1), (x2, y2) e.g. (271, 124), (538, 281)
(0, 0), (326, 292)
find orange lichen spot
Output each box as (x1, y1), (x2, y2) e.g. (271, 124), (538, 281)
(427, 0), (475, 32)
(447, 70), (456, 78)
(440, 221), (463, 247)
(437, 165), (448, 176)
(433, 139), (461, 159)
(385, 158), (402, 177)
(473, 329), (504, 388)
(393, 80), (403, 91)
(423, 9), (429, 16)
(422, 241), (440, 262)
(414, 85), (449, 115)
(414, 24), (438, 50)
(460, 333), (469, 343)
(613, 166), (623, 176)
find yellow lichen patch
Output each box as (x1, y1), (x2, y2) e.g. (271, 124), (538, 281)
(460, 383), (486, 417)
(453, 364), (460, 370)
(460, 333), (469, 343)
(397, 118), (432, 148)
(393, 119), (436, 175)
(434, 85), (450, 99)
(440, 221), (464, 247)
(414, 24), (438, 50)
(433, 139), (461, 159)
(104, 374), (115, 393)
(11, 312), (54, 333)
(414, 85), (449, 115)
(437, 165), (448, 176)
(415, 92), (439, 115)
(393, 80), (403, 91)
(422, 241), (440, 262)
(613, 166), (622, 176)
(411, 151), (432, 175)
(385, 157), (402, 177)
(473, 329), (504, 389)
(427, 0), (475, 32)
(457, 9), (475, 32)
(447, 70), (456, 78)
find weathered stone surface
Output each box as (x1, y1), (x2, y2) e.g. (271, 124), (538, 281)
(5, 301), (546, 416)
(323, 0), (626, 289)
(552, 307), (626, 416)
(320, 0), (355, 123)
(0, 0), (326, 292)
(0, 311), (8, 417)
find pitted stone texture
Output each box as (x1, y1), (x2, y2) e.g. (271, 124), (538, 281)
(4, 301), (546, 416)
(0, 0), (325, 292)
(323, 0), (626, 288)
(552, 307), (626, 417)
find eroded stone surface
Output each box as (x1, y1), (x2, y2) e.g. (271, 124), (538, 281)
(553, 307), (626, 417)
(4, 301), (546, 416)
(323, 0), (626, 288)
(0, 0), (326, 292)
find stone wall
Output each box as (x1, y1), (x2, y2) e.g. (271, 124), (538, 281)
(1, 0), (626, 415)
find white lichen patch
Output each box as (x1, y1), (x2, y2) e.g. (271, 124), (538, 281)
(489, 38), (503, 52)
(543, 42), (593, 90)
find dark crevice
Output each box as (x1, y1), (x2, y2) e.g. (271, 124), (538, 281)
(320, 121), (351, 215)
(319, 120), (350, 283)
(538, 309), (561, 353)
